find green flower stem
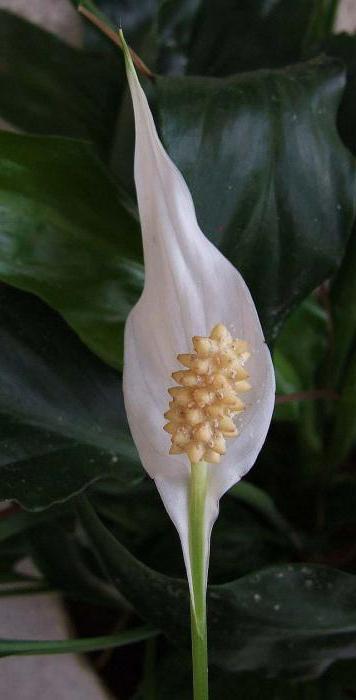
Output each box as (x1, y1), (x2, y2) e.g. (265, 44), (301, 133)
(189, 461), (209, 700)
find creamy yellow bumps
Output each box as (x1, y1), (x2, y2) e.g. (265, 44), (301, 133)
(164, 324), (251, 464)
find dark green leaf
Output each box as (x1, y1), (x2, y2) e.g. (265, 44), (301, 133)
(326, 345), (356, 469)
(0, 10), (122, 149)
(78, 497), (356, 678)
(273, 295), (329, 426)
(2, 59), (352, 359)
(29, 520), (127, 609)
(0, 509), (50, 543)
(273, 353), (302, 422)
(157, 57), (356, 341)
(273, 296), (328, 458)
(187, 1), (323, 76)
(134, 651), (356, 700)
(329, 225), (356, 387)
(0, 132), (143, 368)
(75, 0), (334, 79)
(91, 477), (293, 582)
(210, 497), (292, 582)
(91, 478), (186, 578)
(0, 285), (141, 510)
(322, 33), (356, 157)
(157, 0), (202, 75)
(229, 481), (300, 549)
(275, 297), (327, 395)
(315, 38), (356, 466)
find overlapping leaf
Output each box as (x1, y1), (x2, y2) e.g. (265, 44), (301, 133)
(0, 57), (354, 365)
(79, 497), (356, 679)
(0, 285), (141, 510)
(186, 0), (318, 75)
(274, 296), (328, 422)
(157, 57), (356, 340)
(323, 33), (356, 157)
(90, 478), (293, 582)
(0, 132), (143, 368)
(0, 10), (122, 150)
(134, 652), (356, 699)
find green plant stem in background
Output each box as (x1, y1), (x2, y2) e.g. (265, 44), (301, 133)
(189, 461), (209, 700)
(0, 626), (157, 657)
(303, 0), (340, 52)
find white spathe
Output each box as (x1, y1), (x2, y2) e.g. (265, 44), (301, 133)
(121, 33), (275, 594)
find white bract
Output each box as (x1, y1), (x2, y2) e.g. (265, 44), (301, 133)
(121, 34), (275, 594)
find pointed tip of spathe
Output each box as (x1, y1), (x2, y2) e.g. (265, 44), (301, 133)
(118, 27), (155, 82)
(118, 27), (130, 63)
(117, 27), (136, 79)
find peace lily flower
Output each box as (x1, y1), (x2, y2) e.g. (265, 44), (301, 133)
(119, 30), (275, 699)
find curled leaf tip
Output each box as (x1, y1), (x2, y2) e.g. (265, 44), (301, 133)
(164, 324), (251, 464)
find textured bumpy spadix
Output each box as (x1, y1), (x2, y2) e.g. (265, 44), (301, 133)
(120, 31), (275, 593)
(165, 324), (251, 464)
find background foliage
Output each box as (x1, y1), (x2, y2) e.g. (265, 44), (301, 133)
(1, 0), (356, 697)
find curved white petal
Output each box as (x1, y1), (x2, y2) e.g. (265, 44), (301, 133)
(121, 35), (275, 591)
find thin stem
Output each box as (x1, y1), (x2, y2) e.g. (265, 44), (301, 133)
(275, 389), (339, 405)
(189, 461), (209, 700)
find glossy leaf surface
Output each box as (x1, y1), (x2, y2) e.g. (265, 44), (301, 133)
(0, 132), (143, 369)
(157, 57), (356, 340)
(79, 498), (356, 678)
(0, 286), (141, 510)
(0, 10), (122, 149)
